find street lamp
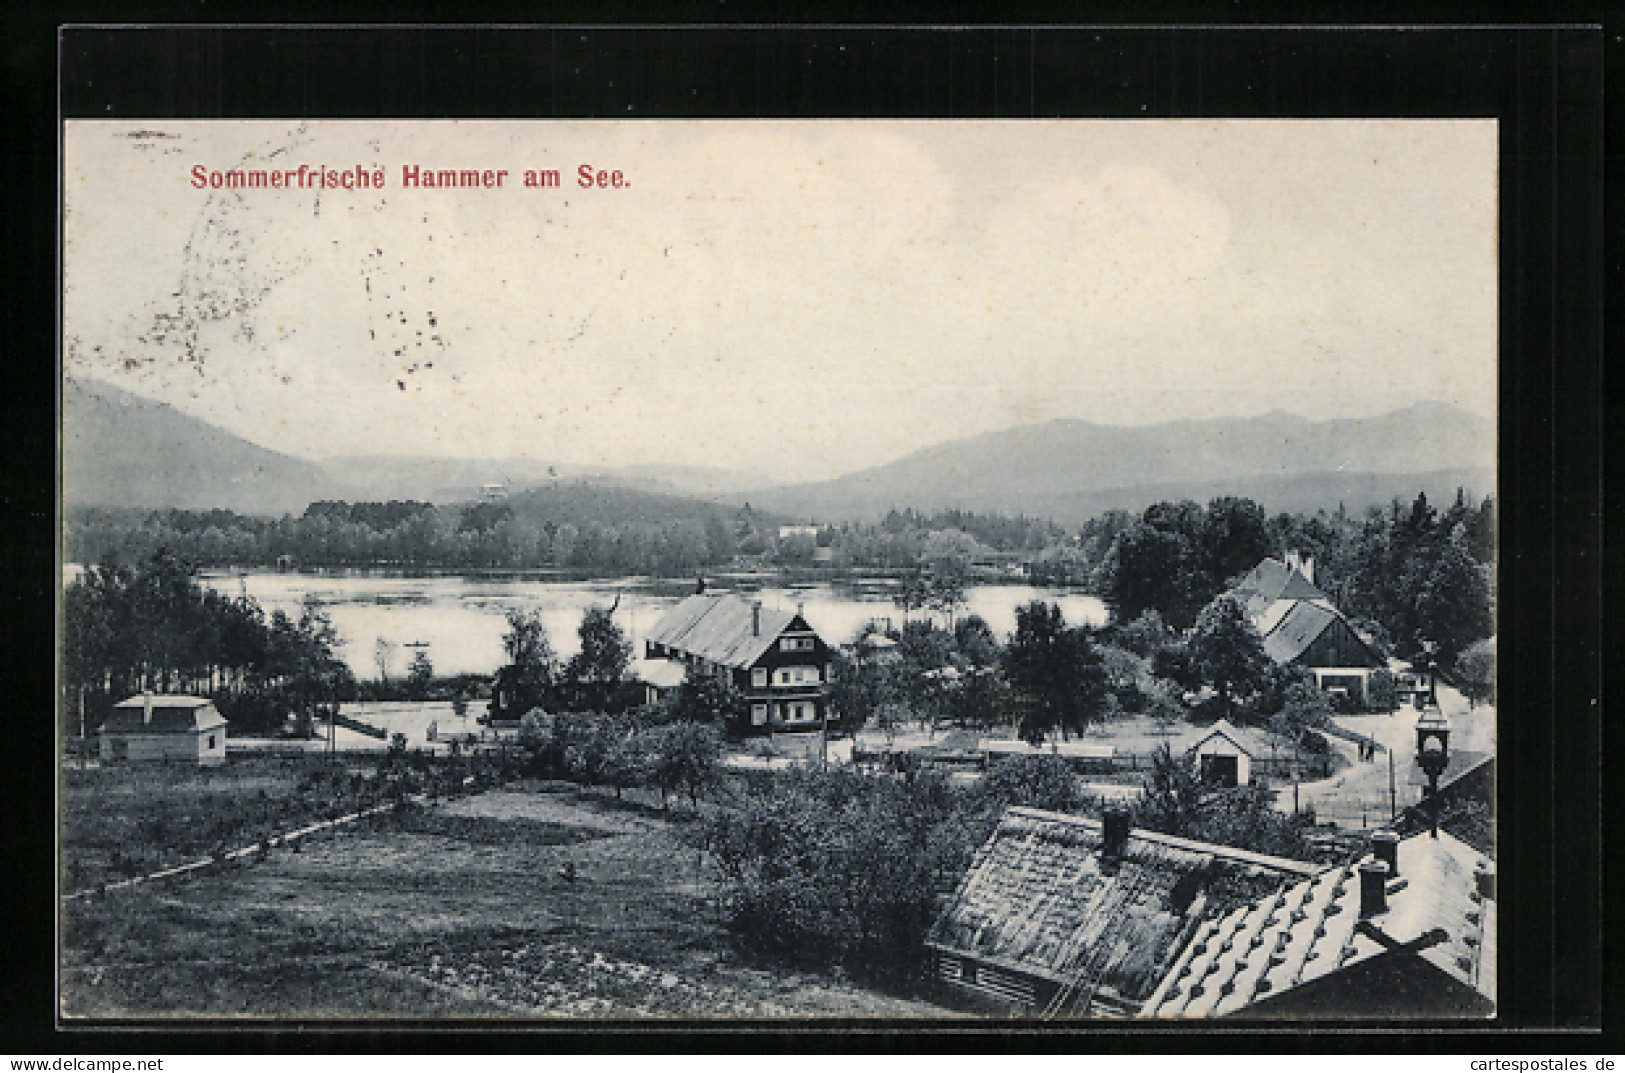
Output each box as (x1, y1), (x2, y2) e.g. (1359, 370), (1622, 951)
(1420, 639), (1440, 707)
(1415, 703), (1451, 838)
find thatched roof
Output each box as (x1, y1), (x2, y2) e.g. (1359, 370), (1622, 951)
(926, 807), (1318, 1008)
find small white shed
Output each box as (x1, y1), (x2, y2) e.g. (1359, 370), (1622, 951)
(100, 694), (228, 766)
(1183, 718), (1257, 787)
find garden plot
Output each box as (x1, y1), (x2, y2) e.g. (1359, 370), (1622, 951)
(61, 784), (948, 1020)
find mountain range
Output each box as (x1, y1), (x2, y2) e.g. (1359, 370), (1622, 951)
(735, 404), (1494, 524)
(62, 377), (1493, 524)
(62, 378), (353, 515)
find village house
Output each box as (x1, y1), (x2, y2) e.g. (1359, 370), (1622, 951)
(925, 806), (1320, 1016)
(643, 592), (833, 734)
(1139, 827), (1495, 1019)
(1231, 552), (1383, 704)
(99, 694), (227, 766)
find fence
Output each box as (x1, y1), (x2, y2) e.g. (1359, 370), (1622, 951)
(1294, 790), (1399, 831)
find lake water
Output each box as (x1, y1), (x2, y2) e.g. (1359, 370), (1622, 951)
(190, 570), (1109, 679)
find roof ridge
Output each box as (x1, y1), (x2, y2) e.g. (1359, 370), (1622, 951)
(1001, 807), (1319, 875)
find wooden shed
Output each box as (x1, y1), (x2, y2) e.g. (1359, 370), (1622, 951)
(1183, 719), (1262, 787)
(100, 694), (227, 766)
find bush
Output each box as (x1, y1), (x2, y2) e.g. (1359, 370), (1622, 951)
(1366, 667), (1399, 713)
(701, 767), (994, 986)
(1132, 745), (1315, 862)
(977, 754), (1091, 814)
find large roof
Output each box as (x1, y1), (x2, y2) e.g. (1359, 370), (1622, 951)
(1232, 558), (1328, 618)
(1233, 558), (1379, 669)
(1258, 599), (1342, 665)
(644, 594), (809, 670)
(1139, 829), (1495, 1018)
(926, 807), (1317, 1009)
(104, 696), (226, 735)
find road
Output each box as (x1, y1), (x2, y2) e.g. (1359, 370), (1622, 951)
(1288, 683), (1494, 828)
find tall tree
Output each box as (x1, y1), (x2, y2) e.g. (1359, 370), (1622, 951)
(406, 648), (435, 700)
(493, 609), (555, 719)
(1414, 540), (1494, 665)
(1004, 601), (1107, 743)
(1105, 523), (1197, 628)
(561, 606), (634, 712)
(1188, 593), (1272, 723)
(1200, 496), (1273, 589)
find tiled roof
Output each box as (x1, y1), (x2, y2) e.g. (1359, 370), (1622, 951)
(926, 807), (1317, 1007)
(103, 696), (226, 735)
(645, 594), (805, 670)
(1233, 558), (1328, 618)
(1139, 829), (1495, 1018)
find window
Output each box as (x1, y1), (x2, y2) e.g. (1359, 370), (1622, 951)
(752, 667), (767, 688)
(751, 703), (767, 726)
(110, 739), (128, 759)
(207, 734), (216, 749)
(780, 636), (814, 652)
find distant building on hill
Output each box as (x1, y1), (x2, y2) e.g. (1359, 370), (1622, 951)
(1231, 553), (1383, 704)
(99, 694), (227, 765)
(644, 593), (833, 735)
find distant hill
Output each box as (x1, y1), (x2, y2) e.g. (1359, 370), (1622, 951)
(501, 480), (780, 531)
(62, 378), (354, 515)
(319, 456), (769, 504)
(738, 404), (1495, 524)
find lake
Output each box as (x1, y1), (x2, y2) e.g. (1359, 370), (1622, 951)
(191, 570), (1110, 679)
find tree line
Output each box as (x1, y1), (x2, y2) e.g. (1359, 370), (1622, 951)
(62, 550), (349, 737)
(1082, 490), (1494, 669)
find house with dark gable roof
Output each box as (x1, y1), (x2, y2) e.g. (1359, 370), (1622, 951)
(100, 694), (227, 765)
(925, 806), (1319, 1017)
(644, 593), (833, 734)
(1231, 553), (1382, 704)
(1139, 827), (1495, 1019)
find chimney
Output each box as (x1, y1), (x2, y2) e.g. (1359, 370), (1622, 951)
(1358, 859), (1390, 917)
(143, 691), (153, 726)
(1101, 807), (1130, 859)
(1371, 830), (1399, 879)
(752, 601), (761, 637)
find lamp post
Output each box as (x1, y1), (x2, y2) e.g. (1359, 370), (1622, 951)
(1421, 639), (1440, 707)
(1415, 702), (1451, 839)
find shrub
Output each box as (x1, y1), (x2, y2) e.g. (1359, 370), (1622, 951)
(700, 767), (993, 986)
(977, 754), (1091, 814)
(1366, 667), (1399, 713)
(1132, 745), (1315, 862)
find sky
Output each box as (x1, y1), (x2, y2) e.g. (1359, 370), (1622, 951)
(63, 120), (1497, 484)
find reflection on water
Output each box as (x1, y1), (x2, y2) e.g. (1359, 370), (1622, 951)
(129, 568), (1109, 678)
